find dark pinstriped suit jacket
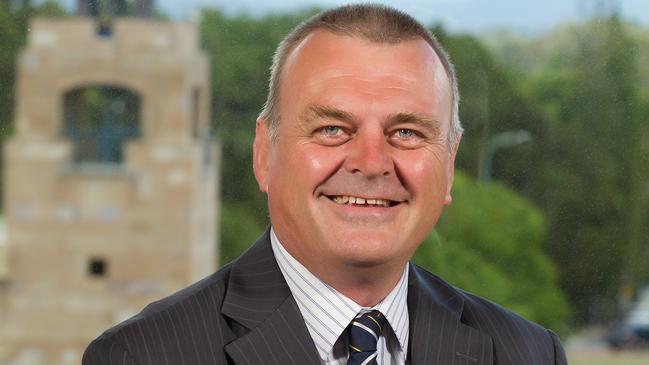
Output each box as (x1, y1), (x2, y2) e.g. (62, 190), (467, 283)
(83, 228), (568, 364)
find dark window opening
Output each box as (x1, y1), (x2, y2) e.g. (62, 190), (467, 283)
(88, 258), (108, 277)
(63, 85), (141, 164)
(97, 22), (113, 37)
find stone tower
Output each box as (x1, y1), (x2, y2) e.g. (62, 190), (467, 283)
(0, 10), (218, 365)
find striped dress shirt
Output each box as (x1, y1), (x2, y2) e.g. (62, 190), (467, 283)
(270, 229), (409, 365)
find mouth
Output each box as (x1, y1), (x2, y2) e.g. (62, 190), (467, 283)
(325, 195), (401, 207)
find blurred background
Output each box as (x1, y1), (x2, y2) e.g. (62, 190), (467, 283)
(0, 0), (648, 364)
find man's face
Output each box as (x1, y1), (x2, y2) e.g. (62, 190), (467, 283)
(254, 30), (457, 274)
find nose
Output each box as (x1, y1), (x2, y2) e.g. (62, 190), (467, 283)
(343, 129), (393, 178)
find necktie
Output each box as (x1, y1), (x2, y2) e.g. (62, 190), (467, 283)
(347, 310), (386, 365)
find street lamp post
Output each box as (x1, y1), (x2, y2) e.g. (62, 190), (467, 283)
(478, 130), (532, 182)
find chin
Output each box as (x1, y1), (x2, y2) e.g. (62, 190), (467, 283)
(333, 235), (406, 266)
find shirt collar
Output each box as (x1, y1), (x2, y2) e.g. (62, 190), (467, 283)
(270, 227), (409, 361)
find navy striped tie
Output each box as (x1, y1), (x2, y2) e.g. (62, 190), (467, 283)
(347, 310), (386, 365)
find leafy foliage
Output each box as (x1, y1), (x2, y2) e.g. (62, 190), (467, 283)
(484, 12), (649, 324)
(414, 173), (569, 332)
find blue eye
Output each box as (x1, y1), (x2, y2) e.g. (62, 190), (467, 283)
(323, 126), (342, 136)
(397, 129), (414, 138)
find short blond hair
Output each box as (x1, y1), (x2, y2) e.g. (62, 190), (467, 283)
(259, 3), (462, 148)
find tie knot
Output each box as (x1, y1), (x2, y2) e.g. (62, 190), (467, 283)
(354, 310), (385, 337)
(347, 310), (386, 365)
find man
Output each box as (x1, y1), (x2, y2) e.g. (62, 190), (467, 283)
(83, 4), (567, 364)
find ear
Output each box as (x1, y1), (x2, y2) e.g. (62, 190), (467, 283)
(253, 117), (271, 193)
(444, 136), (461, 206)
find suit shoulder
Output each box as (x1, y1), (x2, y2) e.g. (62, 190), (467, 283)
(83, 264), (234, 365)
(460, 288), (546, 333)
(410, 265), (565, 364)
(83, 336), (139, 365)
(459, 288), (565, 364)
(122, 262), (232, 327)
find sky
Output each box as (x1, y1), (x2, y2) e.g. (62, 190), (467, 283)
(56, 0), (649, 34)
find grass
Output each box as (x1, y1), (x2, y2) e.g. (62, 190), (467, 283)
(568, 350), (649, 365)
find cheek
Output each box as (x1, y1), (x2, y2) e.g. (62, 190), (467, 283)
(271, 144), (342, 193)
(305, 152), (325, 171)
(299, 144), (343, 172)
(398, 151), (449, 195)
(409, 158), (430, 175)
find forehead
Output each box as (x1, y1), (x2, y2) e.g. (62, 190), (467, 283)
(279, 30), (451, 119)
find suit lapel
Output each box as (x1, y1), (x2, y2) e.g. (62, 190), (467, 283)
(407, 264), (493, 365)
(224, 295), (321, 365)
(221, 228), (320, 365)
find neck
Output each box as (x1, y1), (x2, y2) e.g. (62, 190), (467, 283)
(271, 228), (410, 307)
(326, 264), (407, 307)
(294, 253), (407, 307)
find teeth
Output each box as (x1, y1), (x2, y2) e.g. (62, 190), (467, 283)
(331, 196), (391, 207)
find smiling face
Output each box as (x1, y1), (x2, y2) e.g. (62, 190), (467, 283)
(254, 30), (458, 280)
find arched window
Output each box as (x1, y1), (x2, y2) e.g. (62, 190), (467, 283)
(63, 85), (141, 164)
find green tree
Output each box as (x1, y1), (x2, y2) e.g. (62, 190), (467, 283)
(414, 172), (569, 332)
(484, 11), (649, 324)
(434, 28), (550, 191)
(530, 14), (642, 324)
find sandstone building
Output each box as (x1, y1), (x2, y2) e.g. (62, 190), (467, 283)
(0, 14), (219, 365)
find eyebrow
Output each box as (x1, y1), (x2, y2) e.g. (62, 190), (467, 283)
(300, 105), (358, 125)
(300, 104), (441, 136)
(390, 112), (441, 137)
